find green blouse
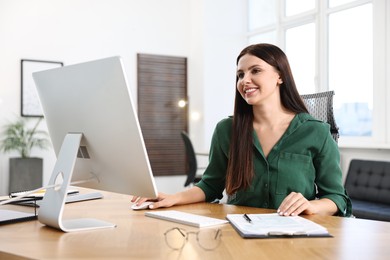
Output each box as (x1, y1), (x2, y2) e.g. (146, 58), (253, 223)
(195, 113), (352, 216)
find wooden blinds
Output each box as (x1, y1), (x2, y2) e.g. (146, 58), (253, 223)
(137, 54), (188, 176)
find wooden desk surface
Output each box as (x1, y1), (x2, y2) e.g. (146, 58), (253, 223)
(1, 188), (390, 260)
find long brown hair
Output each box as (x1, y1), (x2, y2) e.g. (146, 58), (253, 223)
(225, 43), (308, 195)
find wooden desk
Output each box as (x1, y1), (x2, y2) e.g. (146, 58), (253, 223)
(1, 189), (390, 260)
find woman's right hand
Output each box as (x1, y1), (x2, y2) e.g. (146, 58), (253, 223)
(130, 186), (206, 209)
(131, 192), (179, 209)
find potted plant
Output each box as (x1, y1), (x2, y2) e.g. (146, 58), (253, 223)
(0, 117), (50, 193)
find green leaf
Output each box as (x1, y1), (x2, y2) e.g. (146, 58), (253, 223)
(0, 117), (50, 158)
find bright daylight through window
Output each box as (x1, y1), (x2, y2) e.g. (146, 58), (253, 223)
(246, 0), (387, 144)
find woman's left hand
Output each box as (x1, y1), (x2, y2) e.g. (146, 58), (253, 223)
(277, 192), (315, 216)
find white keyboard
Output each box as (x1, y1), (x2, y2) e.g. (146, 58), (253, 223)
(145, 210), (228, 228)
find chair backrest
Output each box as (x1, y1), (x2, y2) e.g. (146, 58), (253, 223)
(301, 90), (339, 143)
(180, 131), (198, 187)
(345, 159), (390, 204)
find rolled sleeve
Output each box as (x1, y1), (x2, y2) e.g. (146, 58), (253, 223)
(195, 119), (231, 202)
(314, 127), (352, 216)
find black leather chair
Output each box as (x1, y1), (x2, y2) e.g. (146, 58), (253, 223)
(344, 159), (390, 221)
(180, 131), (208, 187)
(301, 91), (339, 143)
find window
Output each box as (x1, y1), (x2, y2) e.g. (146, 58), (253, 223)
(285, 0), (315, 16)
(329, 4), (373, 137)
(285, 23), (315, 94)
(247, 0), (388, 147)
(248, 0), (276, 30)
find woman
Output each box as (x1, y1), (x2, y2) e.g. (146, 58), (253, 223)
(133, 43), (352, 217)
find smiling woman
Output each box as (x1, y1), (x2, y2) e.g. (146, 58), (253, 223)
(133, 43), (352, 218)
(236, 54), (283, 106)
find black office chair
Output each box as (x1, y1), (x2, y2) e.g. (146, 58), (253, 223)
(301, 90), (340, 143)
(180, 131), (208, 187)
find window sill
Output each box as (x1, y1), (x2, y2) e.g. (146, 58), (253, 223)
(338, 142), (390, 150)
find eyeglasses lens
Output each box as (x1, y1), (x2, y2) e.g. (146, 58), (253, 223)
(164, 228), (186, 250)
(197, 229), (222, 250)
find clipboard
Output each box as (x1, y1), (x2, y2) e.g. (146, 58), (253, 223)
(226, 213), (332, 238)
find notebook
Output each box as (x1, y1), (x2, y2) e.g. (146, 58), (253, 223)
(0, 209), (37, 225)
(11, 192), (103, 207)
(10, 187), (79, 199)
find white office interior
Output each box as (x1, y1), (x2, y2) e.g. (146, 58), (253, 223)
(0, 0), (389, 196)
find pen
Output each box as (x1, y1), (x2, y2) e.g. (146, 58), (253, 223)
(243, 213), (252, 223)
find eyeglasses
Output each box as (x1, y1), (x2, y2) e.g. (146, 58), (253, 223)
(164, 227), (222, 251)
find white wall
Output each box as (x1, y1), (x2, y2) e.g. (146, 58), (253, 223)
(0, 0), (246, 194)
(187, 0), (247, 152)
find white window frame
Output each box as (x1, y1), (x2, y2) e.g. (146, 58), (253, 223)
(246, 0), (389, 148)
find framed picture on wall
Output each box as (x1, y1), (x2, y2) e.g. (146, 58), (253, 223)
(21, 59), (63, 117)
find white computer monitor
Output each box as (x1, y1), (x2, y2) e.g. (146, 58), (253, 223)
(33, 56), (158, 232)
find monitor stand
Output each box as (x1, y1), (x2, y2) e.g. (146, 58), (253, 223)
(38, 133), (116, 232)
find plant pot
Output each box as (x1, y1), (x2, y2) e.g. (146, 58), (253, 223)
(9, 157), (43, 193)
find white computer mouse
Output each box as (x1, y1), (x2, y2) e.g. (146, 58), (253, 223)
(131, 201), (154, 210)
